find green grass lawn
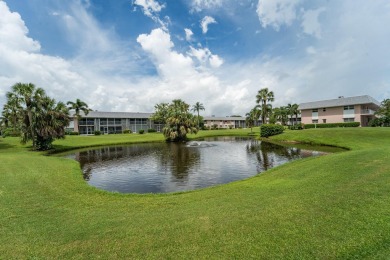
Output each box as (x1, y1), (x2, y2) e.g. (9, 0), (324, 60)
(1, 127), (390, 259)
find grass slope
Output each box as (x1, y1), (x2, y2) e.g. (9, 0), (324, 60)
(1, 128), (390, 259)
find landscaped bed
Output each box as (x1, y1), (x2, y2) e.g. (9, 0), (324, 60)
(1, 127), (390, 258)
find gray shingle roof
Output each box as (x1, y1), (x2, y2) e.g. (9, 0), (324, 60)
(77, 111), (153, 118)
(299, 95), (380, 110)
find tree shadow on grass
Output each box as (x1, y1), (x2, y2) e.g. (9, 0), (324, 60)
(0, 142), (16, 151)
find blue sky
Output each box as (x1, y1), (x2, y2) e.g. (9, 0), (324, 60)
(1, 0), (390, 115)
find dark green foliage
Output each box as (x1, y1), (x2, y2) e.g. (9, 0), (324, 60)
(369, 117), (390, 127)
(289, 123), (304, 130)
(147, 128), (156, 133)
(304, 122), (360, 129)
(139, 129), (145, 134)
(1, 128), (20, 137)
(260, 124), (284, 137)
(94, 130), (101, 136)
(67, 131), (79, 135)
(122, 129), (132, 134)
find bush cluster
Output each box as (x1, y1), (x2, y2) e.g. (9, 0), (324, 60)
(304, 122), (360, 129)
(260, 124), (284, 137)
(289, 123), (304, 130)
(147, 128), (156, 133)
(94, 130), (102, 136)
(138, 129), (145, 134)
(122, 129), (132, 134)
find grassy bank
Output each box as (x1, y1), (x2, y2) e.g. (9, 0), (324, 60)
(1, 127), (390, 258)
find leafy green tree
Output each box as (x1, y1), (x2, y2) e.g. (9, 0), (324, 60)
(2, 83), (70, 150)
(256, 88), (274, 124)
(153, 99), (198, 142)
(246, 106), (261, 133)
(374, 99), (390, 126)
(191, 102), (205, 129)
(1, 98), (21, 137)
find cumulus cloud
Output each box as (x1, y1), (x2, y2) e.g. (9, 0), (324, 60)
(184, 28), (193, 41)
(191, 0), (223, 12)
(188, 46), (223, 68)
(301, 7), (326, 39)
(200, 16), (217, 34)
(0, 2), (41, 52)
(256, 0), (302, 30)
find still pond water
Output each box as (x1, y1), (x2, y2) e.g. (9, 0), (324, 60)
(64, 137), (339, 194)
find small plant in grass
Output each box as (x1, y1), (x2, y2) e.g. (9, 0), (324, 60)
(123, 129), (132, 134)
(147, 128), (156, 133)
(139, 129), (145, 134)
(289, 123), (304, 130)
(94, 130), (102, 136)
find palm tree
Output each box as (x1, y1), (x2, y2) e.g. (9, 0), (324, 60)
(67, 99), (91, 119)
(286, 103), (299, 125)
(273, 106), (288, 126)
(6, 83), (46, 148)
(34, 97), (70, 150)
(191, 102), (205, 129)
(67, 99), (91, 132)
(256, 88), (274, 124)
(246, 106), (261, 133)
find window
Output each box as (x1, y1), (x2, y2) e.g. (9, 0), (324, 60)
(100, 118), (107, 125)
(344, 105), (354, 110)
(344, 118), (355, 122)
(312, 109), (318, 112)
(322, 119), (327, 123)
(115, 119), (121, 125)
(323, 108), (326, 112)
(312, 119), (318, 124)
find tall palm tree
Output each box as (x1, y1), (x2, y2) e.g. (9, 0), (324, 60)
(291, 103), (299, 125)
(6, 83), (46, 148)
(191, 102), (205, 129)
(256, 88), (274, 124)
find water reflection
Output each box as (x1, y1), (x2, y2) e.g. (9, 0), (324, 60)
(64, 137), (330, 193)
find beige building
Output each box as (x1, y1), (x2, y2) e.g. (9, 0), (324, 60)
(299, 95), (380, 127)
(203, 116), (260, 129)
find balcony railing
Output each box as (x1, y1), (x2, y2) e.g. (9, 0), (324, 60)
(361, 109), (375, 115)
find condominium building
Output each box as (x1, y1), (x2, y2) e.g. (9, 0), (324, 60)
(203, 116), (260, 129)
(299, 95), (380, 126)
(68, 111), (163, 134)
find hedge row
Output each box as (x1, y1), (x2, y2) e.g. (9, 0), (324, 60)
(304, 122), (360, 129)
(260, 124), (284, 137)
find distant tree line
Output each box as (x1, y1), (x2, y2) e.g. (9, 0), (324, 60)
(245, 87), (299, 130)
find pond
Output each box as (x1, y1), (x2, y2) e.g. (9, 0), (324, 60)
(63, 137), (342, 194)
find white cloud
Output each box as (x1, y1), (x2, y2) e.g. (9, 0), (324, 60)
(188, 46), (224, 68)
(301, 7), (326, 39)
(200, 16), (217, 34)
(0, 2), (41, 52)
(256, 0), (302, 30)
(191, 0), (222, 12)
(134, 0), (165, 17)
(184, 28), (193, 41)
(134, 0), (167, 28)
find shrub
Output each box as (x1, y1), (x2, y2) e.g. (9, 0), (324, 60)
(229, 125), (233, 129)
(260, 124), (284, 137)
(94, 130), (102, 136)
(66, 131), (79, 135)
(289, 123), (304, 130)
(122, 129), (132, 134)
(304, 122), (360, 129)
(147, 128), (156, 133)
(139, 129), (145, 134)
(1, 128), (20, 137)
